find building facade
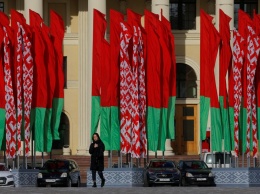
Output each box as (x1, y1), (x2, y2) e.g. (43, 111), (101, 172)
(0, 0), (259, 156)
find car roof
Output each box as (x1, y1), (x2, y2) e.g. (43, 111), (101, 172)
(179, 160), (204, 162)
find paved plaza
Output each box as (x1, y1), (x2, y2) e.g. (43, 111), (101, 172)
(0, 186), (260, 194)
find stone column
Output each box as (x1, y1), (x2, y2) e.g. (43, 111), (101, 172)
(77, 0), (106, 155)
(145, 0), (151, 11)
(151, 0), (169, 20)
(24, 0), (43, 24)
(151, 0), (173, 156)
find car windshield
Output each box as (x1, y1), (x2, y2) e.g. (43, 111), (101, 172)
(43, 161), (69, 172)
(183, 161), (208, 169)
(150, 161), (175, 168)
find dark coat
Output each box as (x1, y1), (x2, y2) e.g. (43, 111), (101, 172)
(89, 140), (105, 171)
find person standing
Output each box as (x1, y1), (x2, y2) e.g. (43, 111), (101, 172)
(89, 133), (106, 187)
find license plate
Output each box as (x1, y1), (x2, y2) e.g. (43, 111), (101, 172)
(159, 178), (170, 181)
(0, 180), (3, 183)
(197, 178), (206, 181)
(46, 179), (56, 183)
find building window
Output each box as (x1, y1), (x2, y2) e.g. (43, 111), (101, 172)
(234, 0), (258, 29)
(176, 63), (197, 98)
(170, 0), (196, 30)
(0, 2), (4, 12)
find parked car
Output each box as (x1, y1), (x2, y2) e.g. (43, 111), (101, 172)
(202, 152), (234, 168)
(143, 159), (180, 187)
(0, 163), (14, 187)
(178, 160), (215, 186)
(37, 159), (81, 187)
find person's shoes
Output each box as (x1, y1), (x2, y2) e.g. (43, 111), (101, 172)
(92, 182), (97, 187)
(101, 179), (105, 187)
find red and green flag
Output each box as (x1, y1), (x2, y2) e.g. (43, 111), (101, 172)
(100, 39), (111, 150)
(30, 10), (48, 152)
(91, 9), (106, 137)
(161, 15), (176, 142)
(50, 10), (65, 141)
(145, 10), (161, 152)
(219, 9), (232, 151)
(157, 13), (172, 151)
(200, 10), (222, 151)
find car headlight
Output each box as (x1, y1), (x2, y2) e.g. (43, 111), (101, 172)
(208, 172), (214, 177)
(186, 172), (193, 177)
(37, 173), (43, 178)
(7, 175), (13, 178)
(61, 173), (67, 177)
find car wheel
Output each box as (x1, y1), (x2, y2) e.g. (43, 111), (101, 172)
(67, 179), (72, 187)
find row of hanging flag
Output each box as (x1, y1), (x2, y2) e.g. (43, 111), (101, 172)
(0, 9), (65, 159)
(200, 9), (260, 158)
(91, 9), (176, 158)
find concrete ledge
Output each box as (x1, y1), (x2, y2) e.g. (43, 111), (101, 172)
(86, 168), (143, 187)
(212, 168), (260, 187)
(12, 169), (39, 187)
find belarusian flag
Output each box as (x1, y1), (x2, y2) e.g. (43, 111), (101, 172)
(109, 10), (124, 150)
(42, 22), (56, 153)
(161, 15), (176, 141)
(200, 10), (212, 141)
(119, 21), (133, 154)
(100, 39), (111, 150)
(0, 12), (16, 157)
(50, 10), (65, 141)
(91, 9), (106, 137)
(219, 9), (232, 151)
(145, 10), (161, 152)
(232, 30), (244, 157)
(0, 27), (6, 150)
(200, 10), (222, 151)
(30, 10), (47, 152)
(157, 14), (171, 151)
(127, 9), (146, 158)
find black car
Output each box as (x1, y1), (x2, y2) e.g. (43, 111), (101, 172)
(178, 160), (215, 186)
(37, 159), (81, 187)
(143, 159), (180, 187)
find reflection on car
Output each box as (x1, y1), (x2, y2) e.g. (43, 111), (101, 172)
(143, 159), (180, 187)
(0, 163), (14, 187)
(37, 159), (81, 187)
(178, 160), (215, 186)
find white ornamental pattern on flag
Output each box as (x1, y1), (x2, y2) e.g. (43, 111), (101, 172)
(232, 30), (244, 158)
(20, 23), (33, 157)
(246, 26), (260, 158)
(137, 27), (147, 159)
(130, 25), (141, 158)
(120, 22), (133, 154)
(15, 25), (23, 157)
(3, 27), (17, 159)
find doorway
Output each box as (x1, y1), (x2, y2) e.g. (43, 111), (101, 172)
(172, 104), (198, 155)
